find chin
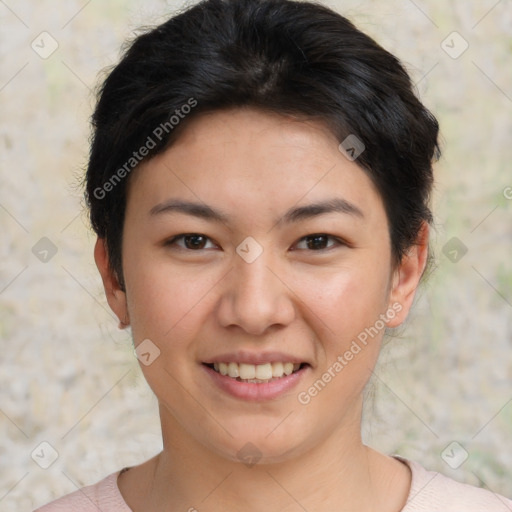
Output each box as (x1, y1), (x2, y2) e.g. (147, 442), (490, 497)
(202, 418), (316, 467)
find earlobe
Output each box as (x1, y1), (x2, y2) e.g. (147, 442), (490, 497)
(386, 222), (429, 328)
(93, 237), (130, 329)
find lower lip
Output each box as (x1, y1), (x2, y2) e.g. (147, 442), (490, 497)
(202, 364), (309, 401)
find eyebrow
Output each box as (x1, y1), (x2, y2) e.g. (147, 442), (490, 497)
(149, 197), (364, 225)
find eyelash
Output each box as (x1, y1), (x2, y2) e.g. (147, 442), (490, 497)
(164, 233), (347, 252)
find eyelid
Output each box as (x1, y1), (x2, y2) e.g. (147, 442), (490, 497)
(164, 233), (348, 251)
(292, 234), (347, 251)
(165, 233), (219, 250)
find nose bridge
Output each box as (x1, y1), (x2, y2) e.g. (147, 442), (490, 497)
(217, 240), (295, 334)
(235, 248), (274, 298)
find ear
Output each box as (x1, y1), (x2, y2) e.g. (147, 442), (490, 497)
(386, 222), (429, 328)
(94, 237), (130, 329)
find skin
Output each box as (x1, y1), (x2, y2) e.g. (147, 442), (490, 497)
(95, 107), (429, 511)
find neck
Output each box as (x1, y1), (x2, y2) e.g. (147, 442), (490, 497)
(137, 403), (410, 512)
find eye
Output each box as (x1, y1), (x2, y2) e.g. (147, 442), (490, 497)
(165, 233), (217, 250)
(293, 233), (344, 251)
(164, 233), (345, 252)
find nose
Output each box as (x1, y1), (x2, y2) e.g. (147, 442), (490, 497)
(216, 248), (296, 336)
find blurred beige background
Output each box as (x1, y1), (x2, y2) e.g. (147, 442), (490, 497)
(1, 0), (511, 510)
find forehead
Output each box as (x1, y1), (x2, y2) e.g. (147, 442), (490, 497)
(172, 107), (338, 149)
(126, 108), (385, 226)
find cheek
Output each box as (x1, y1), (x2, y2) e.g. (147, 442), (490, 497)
(291, 268), (390, 425)
(123, 256), (215, 402)
(124, 253), (219, 343)
(293, 262), (391, 402)
(295, 263), (391, 342)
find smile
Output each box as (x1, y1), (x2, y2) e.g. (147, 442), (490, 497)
(202, 361), (309, 401)
(208, 362), (303, 383)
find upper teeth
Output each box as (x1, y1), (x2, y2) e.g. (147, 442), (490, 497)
(213, 362), (301, 380)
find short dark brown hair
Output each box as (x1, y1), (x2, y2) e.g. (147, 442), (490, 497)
(85, 0), (440, 287)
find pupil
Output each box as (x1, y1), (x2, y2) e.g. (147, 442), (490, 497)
(186, 235), (205, 249)
(308, 235), (327, 250)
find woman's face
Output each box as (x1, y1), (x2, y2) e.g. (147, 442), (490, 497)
(97, 107), (426, 463)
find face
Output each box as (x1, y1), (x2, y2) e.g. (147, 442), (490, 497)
(96, 107), (427, 464)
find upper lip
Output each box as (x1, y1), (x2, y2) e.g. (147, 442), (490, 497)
(203, 351), (309, 366)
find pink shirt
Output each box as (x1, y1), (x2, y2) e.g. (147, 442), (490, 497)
(34, 456), (512, 511)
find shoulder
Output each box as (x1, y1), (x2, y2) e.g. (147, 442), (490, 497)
(33, 468), (132, 512)
(397, 456), (512, 512)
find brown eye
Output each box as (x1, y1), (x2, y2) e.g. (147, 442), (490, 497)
(294, 234), (342, 251)
(166, 234), (216, 250)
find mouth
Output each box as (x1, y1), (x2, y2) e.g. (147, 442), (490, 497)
(204, 361), (308, 384)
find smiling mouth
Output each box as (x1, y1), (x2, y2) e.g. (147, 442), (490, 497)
(204, 362), (307, 383)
